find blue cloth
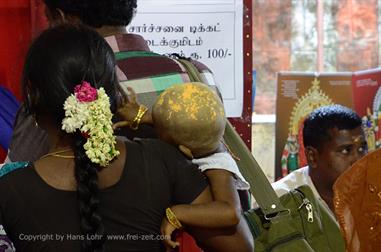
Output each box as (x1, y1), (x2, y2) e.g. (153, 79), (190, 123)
(0, 162), (29, 177)
(0, 86), (19, 150)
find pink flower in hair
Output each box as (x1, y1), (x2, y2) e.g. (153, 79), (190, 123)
(74, 81), (98, 102)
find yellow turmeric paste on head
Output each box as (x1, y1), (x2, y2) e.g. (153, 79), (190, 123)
(152, 82), (226, 156)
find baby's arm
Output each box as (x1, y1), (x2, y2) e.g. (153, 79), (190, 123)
(161, 167), (250, 251)
(163, 152), (250, 231)
(166, 169), (241, 228)
(166, 184), (253, 252)
(113, 87), (153, 129)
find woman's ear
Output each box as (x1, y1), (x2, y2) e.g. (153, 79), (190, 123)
(178, 145), (194, 159)
(305, 146), (318, 169)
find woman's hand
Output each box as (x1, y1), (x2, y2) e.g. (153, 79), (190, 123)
(161, 217), (180, 251)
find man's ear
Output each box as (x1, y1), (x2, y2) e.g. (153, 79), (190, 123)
(178, 145), (194, 159)
(55, 9), (81, 24)
(57, 9), (66, 21)
(49, 8), (67, 24)
(305, 146), (318, 169)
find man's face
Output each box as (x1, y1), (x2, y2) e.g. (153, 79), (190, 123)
(314, 126), (367, 186)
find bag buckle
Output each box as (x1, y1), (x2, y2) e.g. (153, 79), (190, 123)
(264, 208), (291, 220)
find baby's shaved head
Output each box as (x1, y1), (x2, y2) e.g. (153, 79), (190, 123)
(152, 82), (226, 157)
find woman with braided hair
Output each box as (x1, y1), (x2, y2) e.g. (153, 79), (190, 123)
(0, 25), (216, 252)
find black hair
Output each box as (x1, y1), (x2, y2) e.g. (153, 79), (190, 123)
(303, 104), (362, 150)
(43, 0), (137, 28)
(22, 25), (118, 251)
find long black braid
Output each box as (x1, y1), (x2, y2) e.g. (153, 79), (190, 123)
(73, 132), (105, 251)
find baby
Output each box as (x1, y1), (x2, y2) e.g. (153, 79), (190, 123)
(115, 82), (250, 250)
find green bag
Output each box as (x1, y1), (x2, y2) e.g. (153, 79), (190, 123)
(223, 119), (345, 252)
(165, 56), (345, 251)
(244, 185), (344, 251)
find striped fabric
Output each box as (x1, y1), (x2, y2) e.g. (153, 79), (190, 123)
(108, 34), (218, 109)
(120, 75), (184, 109)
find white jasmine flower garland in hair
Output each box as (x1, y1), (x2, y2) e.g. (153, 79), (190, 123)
(62, 81), (119, 166)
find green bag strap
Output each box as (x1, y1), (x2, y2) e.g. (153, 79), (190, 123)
(172, 55), (288, 216)
(223, 121), (287, 216)
(171, 54), (203, 83)
(114, 50), (165, 61)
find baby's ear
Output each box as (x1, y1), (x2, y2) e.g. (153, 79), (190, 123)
(178, 145), (194, 159)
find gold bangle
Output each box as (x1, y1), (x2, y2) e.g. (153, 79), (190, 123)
(130, 105), (148, 130)
(165, 207), (182, 229)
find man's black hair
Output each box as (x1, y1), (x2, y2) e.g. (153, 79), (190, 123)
(44, 0), (137, 28)
(303, 104), (362, 150)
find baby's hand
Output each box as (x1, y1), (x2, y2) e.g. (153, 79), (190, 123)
(161, 217), (180, 251)
(113, 87), (152, 129)
(113, 87), (141, 129)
